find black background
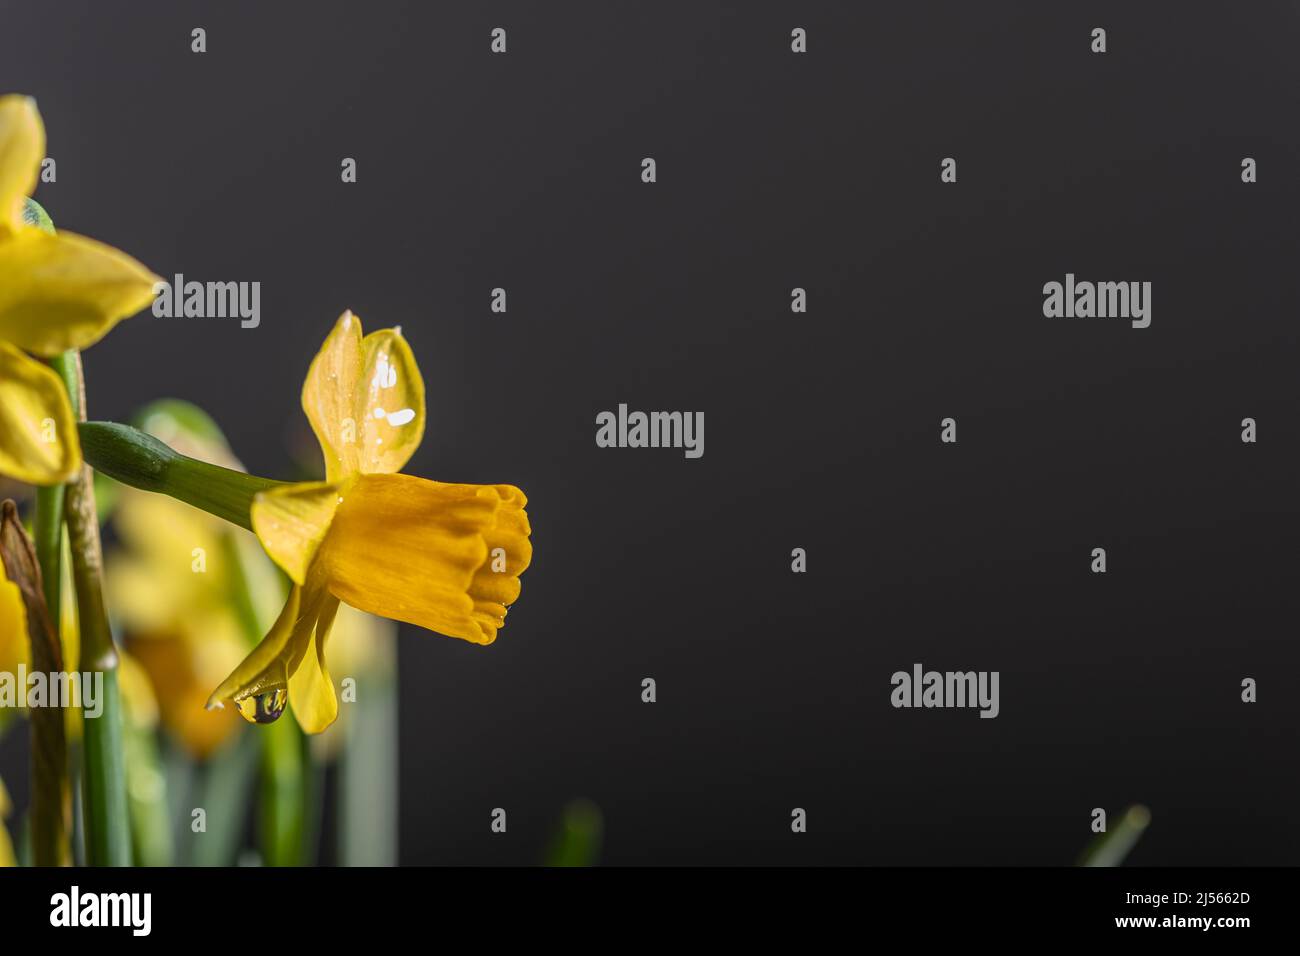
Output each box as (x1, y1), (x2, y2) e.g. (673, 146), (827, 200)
(2, 1), (1298, 865)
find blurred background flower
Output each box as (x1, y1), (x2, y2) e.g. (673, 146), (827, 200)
(0, 549), (27, 690)
(0, 775), (16, 866)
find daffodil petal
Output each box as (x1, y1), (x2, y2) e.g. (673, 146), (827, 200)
(0, 95), (42, 235)
(302, 311), (363, 481)
(288, 595), (340, 733)
(206, 585), (303, 709)
(251, 480), (345, 587)
(354, 326), (424, 476)
(301, 312), (426, 480)
(0, 341), (80, 484)
(321, 473), (531, 645)
(0, 229), (158, 356)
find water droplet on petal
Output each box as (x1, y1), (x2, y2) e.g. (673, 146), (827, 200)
(236, 689), (288, 724)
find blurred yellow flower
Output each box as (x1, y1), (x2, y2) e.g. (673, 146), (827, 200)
(107, 421), (270, 758)
(0, 775), (16, 866)
(208, 311), (533, 733)
(0, 553), (26, 677)
(0, 95), (159, 485)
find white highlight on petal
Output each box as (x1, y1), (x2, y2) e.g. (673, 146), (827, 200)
(373, 355), (398, 388)
(370, 406), (417, 427)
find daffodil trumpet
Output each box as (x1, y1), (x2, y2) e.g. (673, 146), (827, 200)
(79, 311), (533, 734)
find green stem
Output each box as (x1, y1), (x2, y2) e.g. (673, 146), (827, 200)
(32, 407), (68, 866)
(339, 657), (399, 866)
(32, 488), (63, 642)
(185, 731), (260, 866)
(33, 351), (74, 663)
(77, 421), (285, 531)
(123, 720), (172, 866)
(259, 718), (306, 866)
(54, 351), (131, 866)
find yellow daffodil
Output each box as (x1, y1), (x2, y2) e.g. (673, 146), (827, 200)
(0, 94), (158, 485)
(208, 311), (533, 733)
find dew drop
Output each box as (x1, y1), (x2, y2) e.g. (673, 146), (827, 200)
(236, 689), (288, 725)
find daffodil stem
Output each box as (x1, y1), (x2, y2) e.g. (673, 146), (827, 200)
(32, 436), (68, 867)
(259, 717), (307, 866)
(32, 486), (63, 646)
(34, 351), (74, 635)
(53, 351), (131, 866)
(339, 659), (399, 866)
(77, 421), (285, 532)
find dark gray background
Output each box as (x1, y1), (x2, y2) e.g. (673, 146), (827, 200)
(2, 0), (1298, 864)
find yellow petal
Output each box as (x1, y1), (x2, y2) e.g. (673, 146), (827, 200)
(208, 582), (346, 737)
(354, 325), (425, 475)
(321, 473), (532, 644)
(0, 229), (159, 356)
(301, 311), (425, 480)
(250, 480), (345, 586)
(206, 585), (305, 709)
(288, 595), (340, 733)
(302, 311), (362, 480)
(0, 340), (80, 484)
(0, 556), (28, 674)
(0, 95), (42, 235)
